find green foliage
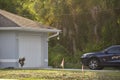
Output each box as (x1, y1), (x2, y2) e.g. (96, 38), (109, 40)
(49, 44), (83, 68)
(48, 44), (68, 67)
(0, 0), (17, 13)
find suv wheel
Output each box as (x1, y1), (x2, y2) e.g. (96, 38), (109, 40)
(88, 58), (102, 70)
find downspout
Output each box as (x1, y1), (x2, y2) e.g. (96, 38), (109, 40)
(48, 31), (60, 40)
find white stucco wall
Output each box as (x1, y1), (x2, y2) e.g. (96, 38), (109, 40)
(0, 31), (49, 68)
(40, 33), (48, 67)
(0, 31), (18, 68)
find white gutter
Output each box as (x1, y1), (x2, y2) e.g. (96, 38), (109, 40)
(0, 27), (61, 33)
(0, 27), (61, 40)
(48, 31), (60, 40)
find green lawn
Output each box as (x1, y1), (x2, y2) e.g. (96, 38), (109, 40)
(0, 69), (120, 80)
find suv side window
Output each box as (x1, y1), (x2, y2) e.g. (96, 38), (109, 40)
(107, 47), (120, 54)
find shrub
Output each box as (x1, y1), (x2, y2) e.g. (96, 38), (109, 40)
(48, 44), (68, 67)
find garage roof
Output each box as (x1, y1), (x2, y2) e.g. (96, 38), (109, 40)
(0, 9), (60, 32)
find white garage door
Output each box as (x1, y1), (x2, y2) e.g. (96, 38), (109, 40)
(18, 33), (42, 68)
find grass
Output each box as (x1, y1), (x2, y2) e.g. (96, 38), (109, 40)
(0, 69), (120, 80)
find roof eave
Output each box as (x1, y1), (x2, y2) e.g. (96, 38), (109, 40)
(0, 27), (61, 33)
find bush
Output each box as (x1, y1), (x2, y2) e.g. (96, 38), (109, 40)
(48, 44), (68, 68)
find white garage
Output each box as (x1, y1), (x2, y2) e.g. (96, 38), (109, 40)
(0, 9), (60, 68)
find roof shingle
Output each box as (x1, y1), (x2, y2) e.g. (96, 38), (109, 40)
(0, 9), (52, 29)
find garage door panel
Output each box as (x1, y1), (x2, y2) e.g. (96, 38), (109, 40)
(18, 33), (41, 68)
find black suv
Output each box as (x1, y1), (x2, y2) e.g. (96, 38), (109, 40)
(81, 45), (120, 70)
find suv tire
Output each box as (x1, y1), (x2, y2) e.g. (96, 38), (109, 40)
(88, 58), (103, 70)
